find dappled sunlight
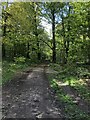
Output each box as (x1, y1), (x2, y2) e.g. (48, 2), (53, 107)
(57, 82), (68, 87)
(55, 81), (68, 87)
(85, 79), (90, 82)
(33, 67), (43, 72)
(48, 68), (90, 117)
(79, 79), (87, 85)
(36, 112), (43, 118)
(0, 68), (2, 74)
(84, 78), (90, 87)
(2, 1), (90, 119)
(27, 73), (33, 79)
(45, 68), (58, 74)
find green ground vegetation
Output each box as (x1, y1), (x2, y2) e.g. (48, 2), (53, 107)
(47, 63), (90, 119)
(2, 57), (32, 85)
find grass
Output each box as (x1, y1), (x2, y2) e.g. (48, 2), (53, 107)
(48, 74), (90, 119)
(71, 79), (90, 102)
(47, 63), (90, 119)
(49, 63), (90, 102)
(2, 60), (32, 85)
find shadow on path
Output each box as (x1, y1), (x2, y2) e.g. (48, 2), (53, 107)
(2, 65), (64, 119)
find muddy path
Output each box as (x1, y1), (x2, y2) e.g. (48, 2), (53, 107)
(2, 65), (64, 119)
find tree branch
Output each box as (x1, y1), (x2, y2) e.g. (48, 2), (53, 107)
(39, 39), (52, 50)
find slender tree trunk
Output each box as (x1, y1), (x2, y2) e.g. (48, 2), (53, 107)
(2, 13), (7, 58)
(87, 10), (90, 64)
(61, 4), (71, 64)
(52, 9), (56, 63)
(61, 12), (67, 64)
(2, 43), (5, 58)
(27, 42), (30, 59)
(66, 41), (69, 61)
(13, 43), (16, 58)
(2, 3), (8, 58)
(37, 41), (41, 60)
(34, 3), (41, 61)
(65, 4), (71, 63)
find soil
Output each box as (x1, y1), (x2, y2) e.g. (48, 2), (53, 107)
(2, 64), (90, 119)
(2, 65), (64, 119)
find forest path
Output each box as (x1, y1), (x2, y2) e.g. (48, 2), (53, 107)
(2, 65), (64, 119)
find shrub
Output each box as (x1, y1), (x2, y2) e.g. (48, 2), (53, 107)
(14, 57), (26, 64)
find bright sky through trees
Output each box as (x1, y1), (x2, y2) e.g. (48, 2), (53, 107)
(41, 18), (52, 38)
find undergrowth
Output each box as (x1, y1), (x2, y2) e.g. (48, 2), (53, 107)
(2, 60), (31, 85)
(47, 63), (90, 119)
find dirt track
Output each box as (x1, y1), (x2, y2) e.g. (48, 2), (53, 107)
(2, 65), (64, 119)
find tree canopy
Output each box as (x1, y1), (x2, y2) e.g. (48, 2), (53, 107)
(1, 1), (90, 64)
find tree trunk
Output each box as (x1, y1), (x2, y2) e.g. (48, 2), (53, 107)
(2, 43), (5, 58)
(37, 41), (41, 61)
(52, 9), (56, 63)
(2, 3), (8, 58)
(66, 41), (69, 62)
(87, 9), (90, 64)
(13, 43), (16, 58)
(61, 11), (67, 64)
(65, 3), (71, 63)
(34, 3), (41, 61)
(27, 42), (30, 59)
(2, 14), (7, 58)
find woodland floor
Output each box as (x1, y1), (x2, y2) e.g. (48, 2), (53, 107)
(2, 64), (90, 119)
